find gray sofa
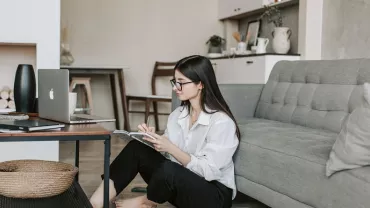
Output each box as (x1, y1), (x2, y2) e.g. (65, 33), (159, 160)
(220, 59), (370, 208)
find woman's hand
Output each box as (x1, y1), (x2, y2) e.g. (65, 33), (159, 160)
(144, 132), (175, 153)
(137, 123), (155, 141)
(137, 123), (155, 133)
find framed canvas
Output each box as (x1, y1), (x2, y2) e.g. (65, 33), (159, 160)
(246, 20), (261, 47)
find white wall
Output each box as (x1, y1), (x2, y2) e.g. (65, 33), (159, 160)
(0, 0), (60, 162)
(321, 0), (370, 59)
(0, 0), (60, 68)
(298, 0), (323, 60)
(61, 0), (223, 130)
(0, 45), (36, 89)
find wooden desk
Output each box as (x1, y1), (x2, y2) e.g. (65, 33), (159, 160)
(60, 66), (131, 131)
(0, 124), (111, 208)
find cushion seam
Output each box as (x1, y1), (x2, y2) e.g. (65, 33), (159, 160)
(240, 140), (326, 165)
(239, 140), (370, 184)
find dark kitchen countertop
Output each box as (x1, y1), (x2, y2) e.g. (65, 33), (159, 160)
(208, 53), (301, 60)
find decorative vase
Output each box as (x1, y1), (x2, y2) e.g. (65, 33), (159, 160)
(60, 43), (74, 66)
(13, 64), (36, 113)
(272, 27), (292, 54)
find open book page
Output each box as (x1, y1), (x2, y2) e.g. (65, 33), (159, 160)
(113, 130), (157, 149)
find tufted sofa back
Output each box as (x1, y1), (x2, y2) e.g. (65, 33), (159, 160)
(255, 59), (370, 133)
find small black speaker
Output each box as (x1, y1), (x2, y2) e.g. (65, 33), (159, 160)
(13, 64), (36, 113)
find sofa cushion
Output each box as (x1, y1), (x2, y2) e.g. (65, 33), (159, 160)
(235, 118), (370, 208)
(255, 59), (370, 133)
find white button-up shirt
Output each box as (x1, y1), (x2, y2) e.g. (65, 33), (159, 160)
(164, 106), (239, 199)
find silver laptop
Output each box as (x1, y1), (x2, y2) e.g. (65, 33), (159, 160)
(38, 69), (116, 124)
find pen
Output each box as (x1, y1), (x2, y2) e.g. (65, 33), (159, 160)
(146, 117), (150, 132)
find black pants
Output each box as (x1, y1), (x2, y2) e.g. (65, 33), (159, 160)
(103, 140), (232, 208)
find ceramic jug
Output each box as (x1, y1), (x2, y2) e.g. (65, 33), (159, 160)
(272, 27), (292, 54)
(256, 38), (269, 54)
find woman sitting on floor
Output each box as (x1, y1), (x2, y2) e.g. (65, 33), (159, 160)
(90, 55), (240, 208)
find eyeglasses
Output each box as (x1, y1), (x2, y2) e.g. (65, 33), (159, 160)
(170, 79), (194, 91)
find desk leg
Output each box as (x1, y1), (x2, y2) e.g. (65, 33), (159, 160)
(117, 69), (130, 131)
(110, 74), (119, 129)
(103, 137), (111, 208)
(75, 140), (80, 182)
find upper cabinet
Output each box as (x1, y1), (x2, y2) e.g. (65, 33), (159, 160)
(219, 0), (263, 20)
(218, 0), (298, 20)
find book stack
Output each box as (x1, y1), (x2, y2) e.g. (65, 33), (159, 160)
(0, 86), (15, 113)
(0, 120), (65, 132)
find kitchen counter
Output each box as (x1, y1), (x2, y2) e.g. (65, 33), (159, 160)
(208, 53), (300, 60)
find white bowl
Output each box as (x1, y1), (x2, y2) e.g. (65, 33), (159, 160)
(207, 53), (223, 58)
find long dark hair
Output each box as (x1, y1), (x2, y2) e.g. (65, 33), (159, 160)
(174, 55), (241, 139)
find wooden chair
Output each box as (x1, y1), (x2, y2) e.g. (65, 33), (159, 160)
(126, 62), (176, 132)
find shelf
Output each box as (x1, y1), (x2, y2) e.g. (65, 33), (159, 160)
(0, 42), (36, 46)
(266, 0), (299, 8)
(0, 109), (16, 114)
(221, 0), (299, 20)
(0, 181), (93, 208)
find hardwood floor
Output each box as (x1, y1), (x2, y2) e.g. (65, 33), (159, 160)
(59, 135), (268, 208)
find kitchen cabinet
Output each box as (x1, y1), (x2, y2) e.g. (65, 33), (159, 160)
(218, 0), (262, 20)
(210, 54), (300, 84)
(218, 0), (298, 20)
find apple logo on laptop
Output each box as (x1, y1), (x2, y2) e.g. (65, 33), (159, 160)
(49, 88), (54, 100)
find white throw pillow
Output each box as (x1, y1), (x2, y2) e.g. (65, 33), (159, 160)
(364, 82), (370, 105)
(326, 83), (370, 177)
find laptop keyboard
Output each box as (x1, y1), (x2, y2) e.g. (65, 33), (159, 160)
(70, 116), (92, 121)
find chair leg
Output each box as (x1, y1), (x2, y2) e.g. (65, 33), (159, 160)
(80, 86), (87, 111)
(69, 80), (76, 92)
(144, 99), (150, 125)
(84, 81), (94, 115)
(152, 101), (160, 132)
(125, 98), (130, 131)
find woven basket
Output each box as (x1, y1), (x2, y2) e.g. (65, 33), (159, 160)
(0, 160), (78, 198)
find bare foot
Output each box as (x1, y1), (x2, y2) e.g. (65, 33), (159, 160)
(90, 179), (117, 208)
(141, 205), (157, 208)
(115, 195), (158, 208)
(115, 196), (145, 208)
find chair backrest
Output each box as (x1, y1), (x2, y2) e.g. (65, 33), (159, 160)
(255, 58), (370, 133)
(151, 61), (177, 95)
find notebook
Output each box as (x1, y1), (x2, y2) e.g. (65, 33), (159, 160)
(0, 119), (65, 132)
(113, 130), (157, 149)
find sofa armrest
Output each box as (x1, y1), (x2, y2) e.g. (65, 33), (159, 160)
(219, 84), (264, 122)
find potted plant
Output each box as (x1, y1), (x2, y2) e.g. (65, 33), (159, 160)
(206, 35), (225, 54)
(260, 5), (291, 54)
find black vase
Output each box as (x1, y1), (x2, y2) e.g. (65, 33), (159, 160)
(13, 64), (36, 113)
